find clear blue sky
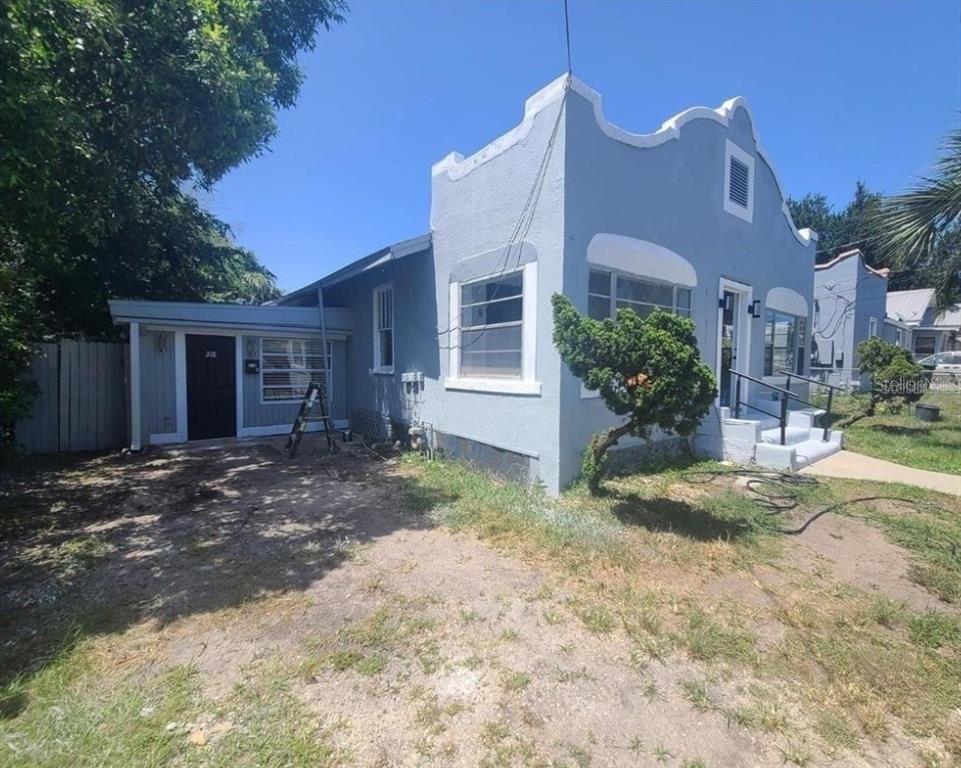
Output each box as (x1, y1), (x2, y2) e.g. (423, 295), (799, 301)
(205, 0), (961, 294)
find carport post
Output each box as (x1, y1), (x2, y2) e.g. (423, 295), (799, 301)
(129, 321), (142, 451)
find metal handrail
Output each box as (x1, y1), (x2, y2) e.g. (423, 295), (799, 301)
(777, 370), (842, 391)
(728, 369), (797, 446)
(778, 370), (837, 443)
(729, 370), (797, 398)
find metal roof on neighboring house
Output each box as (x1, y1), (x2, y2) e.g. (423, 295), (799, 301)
(886, 288), (961, 329)
(885, 288), (936, 326)
(934, 304), (961, 329)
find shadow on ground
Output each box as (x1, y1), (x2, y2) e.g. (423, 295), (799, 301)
(609, 491), (755, 542)
(0, 439), (441, 703)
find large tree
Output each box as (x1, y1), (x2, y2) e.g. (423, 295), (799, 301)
(787, 182), (883, 266)
(0, 0), (346, 432)
(872, 129), (961, 311)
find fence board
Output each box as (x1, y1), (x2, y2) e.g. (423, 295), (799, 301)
(14, 339), (127, 454)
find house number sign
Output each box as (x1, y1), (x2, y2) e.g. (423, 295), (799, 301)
(205, 350), (218, 359)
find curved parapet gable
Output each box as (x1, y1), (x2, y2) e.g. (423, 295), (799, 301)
(766, 287), (809, 318)
(432, 74), (815, 247)
(587, 234), (698, 288)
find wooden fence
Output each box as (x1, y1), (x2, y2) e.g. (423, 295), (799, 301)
(15, 340), (128, 454)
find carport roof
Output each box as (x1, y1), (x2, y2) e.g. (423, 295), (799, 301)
(108, 299), (353, 335)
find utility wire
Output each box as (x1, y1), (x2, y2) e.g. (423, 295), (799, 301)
(563, 0), (573, 75)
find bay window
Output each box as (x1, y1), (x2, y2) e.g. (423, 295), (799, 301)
(764, 311), (805, 376)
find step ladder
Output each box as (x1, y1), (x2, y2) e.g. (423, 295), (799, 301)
(285, 381), (336, 458)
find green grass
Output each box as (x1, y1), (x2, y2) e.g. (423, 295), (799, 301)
(823, 391), (961, 474)
(0, 643), (339, 768)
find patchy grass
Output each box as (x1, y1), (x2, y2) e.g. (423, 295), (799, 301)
(823, 391), (961, 474)
(401, 453), (961, 758)
(826, 479), (961, 604)
(0, 641), (340, 768)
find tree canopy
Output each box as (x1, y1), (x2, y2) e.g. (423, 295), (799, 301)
(0, 0), (346, 434)
(787, 182), (883, 266)
(552, 294), (716, 494)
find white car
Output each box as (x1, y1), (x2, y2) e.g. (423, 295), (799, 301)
(919, 351), (961, 373)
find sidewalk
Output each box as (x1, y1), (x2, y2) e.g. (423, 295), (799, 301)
(801, 450), (961, 496)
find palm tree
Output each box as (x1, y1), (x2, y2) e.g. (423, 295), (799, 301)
(874, 128), (961, 310)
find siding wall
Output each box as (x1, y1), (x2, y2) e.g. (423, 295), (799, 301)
(141, 330), (177, 437)
(241, 335), (347, 427)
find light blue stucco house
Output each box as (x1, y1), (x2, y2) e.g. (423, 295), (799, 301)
(110, 75), (837, 492)
(811, 248), (905, 386)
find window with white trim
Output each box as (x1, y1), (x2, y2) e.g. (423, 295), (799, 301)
(459, 270), (523, 378)
(868, 316), (879, 338)
(373, 285), (393, 372)
(587, 268), (692, 321)
(261, 338), (331, 402)
(723, 139), (755, 223)
(895, 328), (904, 348)
(764, 311), (805, 376)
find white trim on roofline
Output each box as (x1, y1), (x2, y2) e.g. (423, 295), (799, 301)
(432, 74), (814, 247)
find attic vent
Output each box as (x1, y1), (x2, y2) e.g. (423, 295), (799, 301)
(728, 157), (750, 208)
(723, 139), (755, 223)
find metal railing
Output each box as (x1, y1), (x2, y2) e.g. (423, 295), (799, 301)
(729, 370), (798, 445)
(778, 370), (843, 442)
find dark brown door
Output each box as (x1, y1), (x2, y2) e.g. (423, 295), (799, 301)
(186, 335), (236, 440)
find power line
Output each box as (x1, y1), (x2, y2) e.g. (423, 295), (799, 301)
(563, 0), (573, 74)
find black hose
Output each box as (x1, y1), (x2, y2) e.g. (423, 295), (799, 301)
(679, 467), (954, 541)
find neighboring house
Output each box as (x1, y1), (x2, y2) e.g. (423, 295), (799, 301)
(811, 249), (899, 381)
(886, 288), (961, 360)
(109, 74), (825, 492)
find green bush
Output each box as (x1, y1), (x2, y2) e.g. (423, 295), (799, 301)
(551, 294), (716, 494)
(856, 337), (925, 417)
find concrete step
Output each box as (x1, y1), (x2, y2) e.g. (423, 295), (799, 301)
(754, 431), (844, 471)
(760, 426), (810, 446)
(787, 408), (826, 429)
(793, 438), (843, 468)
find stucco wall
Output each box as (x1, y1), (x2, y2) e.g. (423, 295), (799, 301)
(425, 96), (567, 491)
(813, 255), (888, 370)
(559, 88), (815, 488)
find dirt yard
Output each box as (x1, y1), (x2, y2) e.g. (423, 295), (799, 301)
(1, 440), (960, 767)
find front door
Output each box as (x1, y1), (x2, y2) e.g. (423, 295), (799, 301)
(719, 290), (740, 407)
(186, 335), (236, 440)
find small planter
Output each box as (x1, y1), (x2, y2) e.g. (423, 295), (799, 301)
(916, 404), (941, 422)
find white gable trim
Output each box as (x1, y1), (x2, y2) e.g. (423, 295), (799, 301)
(432, 75), (813, 247)
(587, 234), (697, 288)
(766, 287), (808, 318)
